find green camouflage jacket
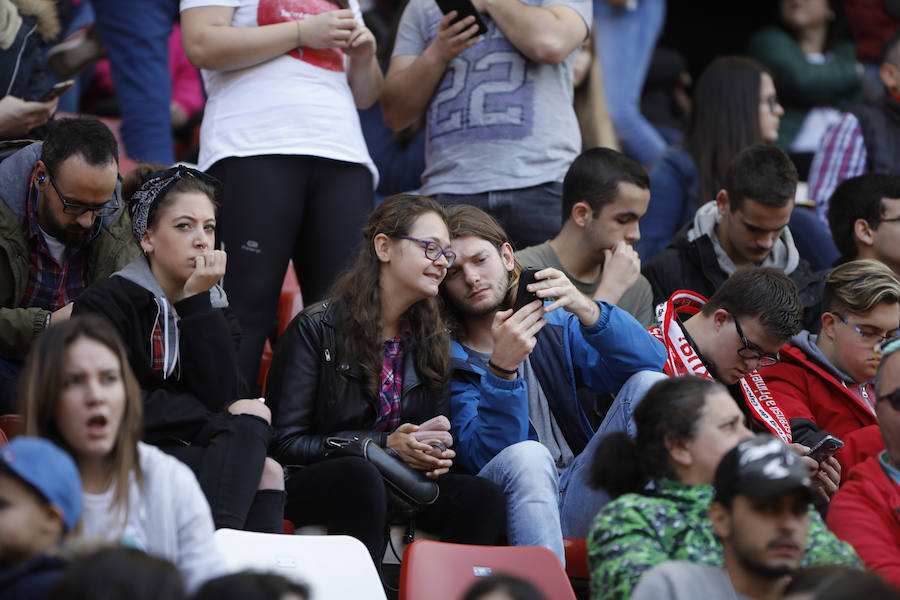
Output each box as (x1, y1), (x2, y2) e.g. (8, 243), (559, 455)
(587, 479), (860, 600)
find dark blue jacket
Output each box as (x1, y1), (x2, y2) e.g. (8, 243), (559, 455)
(450, 301), (666, 473)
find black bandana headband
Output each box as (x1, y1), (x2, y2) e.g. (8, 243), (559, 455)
(129, 165), (223, 245)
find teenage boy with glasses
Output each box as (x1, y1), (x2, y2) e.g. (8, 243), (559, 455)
(759, 259), (900, 475)
(827, 330), (900, 588)
(0, 117), (138, 410)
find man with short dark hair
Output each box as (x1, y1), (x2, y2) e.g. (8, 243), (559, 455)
(633, 435), (815, 600)
(516, 147), (653, 326)
(643, 144), (823, 331)
(828, 173), (900, 276)
(0, 118), (138, 408)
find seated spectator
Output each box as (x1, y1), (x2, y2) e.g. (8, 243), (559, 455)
(463, 574), (548, 600)
(0, 436), (81, 599)
(636, 56), (783, 262)
(517, 147), (653, 328)
(760, 260), (900, 472)
(47, 546), (186, 600)
(643, 144), (824, 332)
(266, 195), (506, 567)
(0, 118), (138, 411)
(72, 164), (284, 534)
(748, 0), (862, 154)
(587, 377), (860, 600)
(441, 203), (666, 550)
(808, 29), (900, 222)
(828, 173), (900, 277)
(21, 315), (226, 592)
(194, 572), (309, 600)
(827, 333), (900, 587)
(783, 565), (900, 600)
(633, 435), (817, 600)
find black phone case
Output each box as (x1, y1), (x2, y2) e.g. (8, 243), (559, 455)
(513, 268), (540, 312)
(434, 0), (488, 36)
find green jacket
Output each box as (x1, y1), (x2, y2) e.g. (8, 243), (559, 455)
(587, 479), (861, 600)
(748, 26), (863, 151)
(0, 143), (139, 359)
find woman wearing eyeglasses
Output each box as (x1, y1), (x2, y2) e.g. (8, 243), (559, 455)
(71, 163), (286, 536)
(265, 194), (506, 567)
(759, 259), (900, 475)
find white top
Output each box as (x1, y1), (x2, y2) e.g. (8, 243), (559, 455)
(179, 0), (378, 186)
(79, 443), (227, 592)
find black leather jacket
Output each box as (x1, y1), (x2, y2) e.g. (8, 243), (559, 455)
(266, 299), (451, 466)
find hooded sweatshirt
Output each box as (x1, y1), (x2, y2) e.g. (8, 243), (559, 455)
(73, 257), (242, 444)
(758, 329), (883, 473)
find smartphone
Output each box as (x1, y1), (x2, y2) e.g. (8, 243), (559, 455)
(38, 79), (75, 103)
(805, 434), (844, 463)
(513, 267), (540, 312)
(434, 0), (488, 37)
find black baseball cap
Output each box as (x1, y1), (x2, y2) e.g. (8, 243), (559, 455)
(714, 434), (814, 505)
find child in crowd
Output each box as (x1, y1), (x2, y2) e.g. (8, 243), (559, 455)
(0, 436), (82, 599)
(21, 315), (226, 592)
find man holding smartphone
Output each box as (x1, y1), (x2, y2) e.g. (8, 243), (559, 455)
(439, 204), (665, 563)
(382, 0), (590, 250)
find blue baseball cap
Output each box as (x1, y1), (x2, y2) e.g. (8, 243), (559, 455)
(0, 437), (82, 531)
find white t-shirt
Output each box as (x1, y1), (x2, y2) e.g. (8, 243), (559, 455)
(179, 0), (378, 186)
(82, 477), (149, 550)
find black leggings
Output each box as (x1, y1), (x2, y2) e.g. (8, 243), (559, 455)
(284, 457), (506, 565)
(164, 412), (283, 533)
(207, 155), (373, 387)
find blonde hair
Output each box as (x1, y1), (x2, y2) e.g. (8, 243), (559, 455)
(823, 259), (900, 315)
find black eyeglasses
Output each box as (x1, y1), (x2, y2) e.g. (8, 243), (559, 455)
(394, 235), (456, 267)
(874, 215), (900, 225)
(832, 312), (900, 346)
(733, 315), (780, 367)
(760, 94), (780, 114)
(47, 170), (121, 217)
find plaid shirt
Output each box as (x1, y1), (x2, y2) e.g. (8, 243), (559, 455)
(20, 194), (90, 312)
(374, 324), (411, 432)
(807, 112), (867, 224)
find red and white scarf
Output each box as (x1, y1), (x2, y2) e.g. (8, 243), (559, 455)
(649, 291), (792, 443)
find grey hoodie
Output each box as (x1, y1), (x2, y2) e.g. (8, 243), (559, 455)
(114, 257), (228, 379)
(686, 200), (800, 277)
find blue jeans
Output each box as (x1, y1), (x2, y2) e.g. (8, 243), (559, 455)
(593, 0), (667, 166)
(789, 206), (839, 272)
(436, 182), (563, 251)
(477, 371), (667, 553)
(90, 0), (178, 164)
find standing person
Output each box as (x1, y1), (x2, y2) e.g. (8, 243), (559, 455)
(636, 57), (785, 262)
(266, 194), (506, 567)
(20, 315), (226, 593)
(72, 164), (285, 535)
(180, 0), (382, 387)
(748, 0), (862, 154)
(381, 0), (591, 251)
(632, 435), (816, 600)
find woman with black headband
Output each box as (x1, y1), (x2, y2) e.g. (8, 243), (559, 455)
(72, 163), (285, 534)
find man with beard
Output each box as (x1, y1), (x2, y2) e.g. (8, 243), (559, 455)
(632, 434), (815, 600)
(440, 204), (666, 563)
(0, 118), (137, 409)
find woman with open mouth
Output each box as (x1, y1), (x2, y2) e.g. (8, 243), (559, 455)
(69, 164), (284, 536)
(20, 315), (226, 592)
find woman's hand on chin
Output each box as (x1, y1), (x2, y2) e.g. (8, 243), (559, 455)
(388, 423), (454, 476)
(183, 249), (227, 298)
